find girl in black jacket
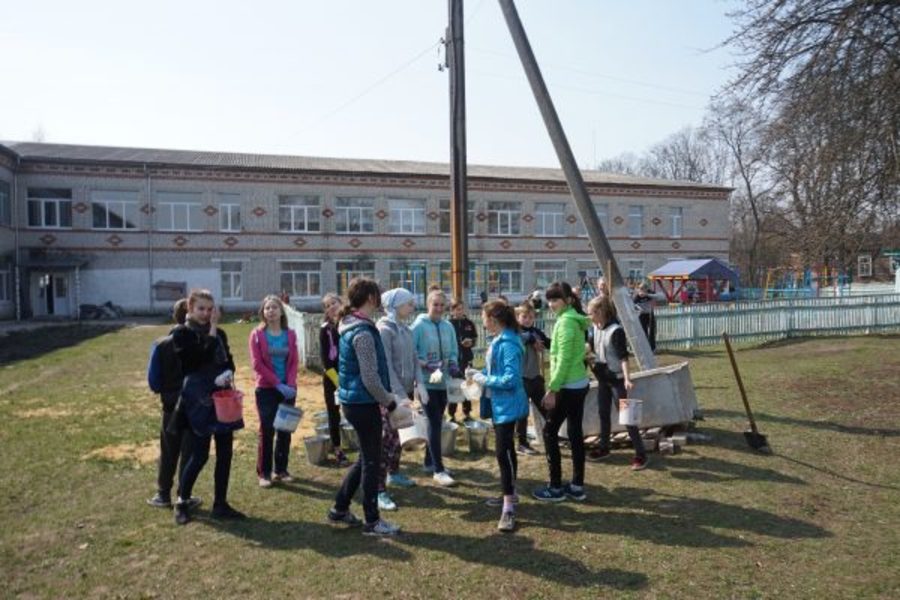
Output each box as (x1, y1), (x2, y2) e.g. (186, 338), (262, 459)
(171, 289), (245, 525)
(320, 293), (350, 466)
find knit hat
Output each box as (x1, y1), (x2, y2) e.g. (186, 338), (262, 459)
(381, 288), (416, 321)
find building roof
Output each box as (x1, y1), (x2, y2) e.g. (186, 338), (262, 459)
(0, 141), (730, 191)
(649, 258), (738, 281)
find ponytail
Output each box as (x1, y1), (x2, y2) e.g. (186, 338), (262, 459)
(482, 300), (519, 332)
(337, 277), (382, 320)
(545, 281), (584, 314)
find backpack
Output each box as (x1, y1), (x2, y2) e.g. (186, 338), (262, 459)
(147, 334), (183, 394)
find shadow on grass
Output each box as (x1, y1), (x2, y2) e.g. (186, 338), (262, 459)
(705, 408), (900, 438)
(0, 324), (125, 365)
(775, 453), (900, 492)
(657, 451), (806, 485)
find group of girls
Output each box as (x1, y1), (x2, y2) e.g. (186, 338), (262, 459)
(149, 277), (646, 534)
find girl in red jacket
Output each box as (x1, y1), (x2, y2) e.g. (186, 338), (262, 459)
(249, 295), (299, 488)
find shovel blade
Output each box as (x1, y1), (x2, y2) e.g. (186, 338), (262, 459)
(744, 430), (771, 453)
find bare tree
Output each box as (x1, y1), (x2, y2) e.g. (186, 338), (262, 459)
(639, 126), (727, 185)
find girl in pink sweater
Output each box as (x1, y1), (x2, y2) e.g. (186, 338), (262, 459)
(249, 295), (299, 487)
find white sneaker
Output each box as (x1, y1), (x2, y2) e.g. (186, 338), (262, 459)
(377, 491), (398, 511)
(363, 518), (401, 536)
(258, 478), (273, 489)
(433, 471), (457, 487)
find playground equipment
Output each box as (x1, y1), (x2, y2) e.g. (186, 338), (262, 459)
(762, 266), (850, 299)
(648, 258), (739, 304)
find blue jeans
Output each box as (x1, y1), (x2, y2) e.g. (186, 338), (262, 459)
(334, 402), (383, 524)
(255, 387), (294, 478)
(423, 388), (448, 473)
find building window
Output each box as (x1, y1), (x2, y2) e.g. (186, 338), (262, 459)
(857, 255), (873, 278)
(487, 202), (521, 236)
(535, 203), (565, 237)
(336, 260), (376, 294)
(439, 200), (474, 235)
(91, 190), (140, 230)
(487, 261), (523, 294)
(534, 261), (567, 289)
(156, 192), (202, 231)
(220, 261), (243, 300)
(219, 194), (241, 232)
(335, 197), (374, 234)
(0, 181), (10, 226)
(27, 188), (72, 228)
(280, 261), (321, 298)
(389, 198), (425, 235)
(0, 267), (9, 302)
(389, 261), (428, 296)
(279, 195), (320, 233)
(669, 207), (683, 238)
(628, 205), (644, 237)
(576, 203), (608, 236)
(626, 259), (644, 282)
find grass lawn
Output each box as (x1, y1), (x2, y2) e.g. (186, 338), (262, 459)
(1, 323), (898, 599)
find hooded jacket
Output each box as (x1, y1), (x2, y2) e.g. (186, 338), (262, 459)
(411, 313), (459, 390)
(480, 328), (529, 425)
(547, 305), (591, 392)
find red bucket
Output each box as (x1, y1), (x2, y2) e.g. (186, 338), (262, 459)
(212, 389), (244, 423)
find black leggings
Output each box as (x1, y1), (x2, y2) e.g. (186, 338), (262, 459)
(323, 377), (342, 449)
(542, 386), (588, 488)
(157, 403), (190, 497)
(518, 376), (545, 445)
(494, 421), (518, 496)
(334, 402), (383, 524)
(597, 377), (647, 459)
(177, 430), (234, 507)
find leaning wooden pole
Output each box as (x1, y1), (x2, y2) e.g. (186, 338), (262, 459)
(447, 0), (469, 302)
(496, 0), (656, 369)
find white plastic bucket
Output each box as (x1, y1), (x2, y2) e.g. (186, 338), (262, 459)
(398, 411), (428, 449)
(464, 420), (489, 453)
(618, 398), (644, 427)
(460, 379), (483, 402)
(441, 421), (459, 455)
(273, 403), (303, 433)
(446, 378), (465, 404)
(313, 410), (330, 427)
(340, 423), (359, 451)
(304, 435), (330, 466)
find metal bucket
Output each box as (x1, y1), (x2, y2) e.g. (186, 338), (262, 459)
(312, 410), (330, 428)
(398, 410), (428, 449)
(304, 435), (330, 466)
(441, 421), (459, 456)
(446, 378), (465, 404)
(618, 398), (644, 426)
(464, 420), (490, 453)
(340, 423), (359, 451)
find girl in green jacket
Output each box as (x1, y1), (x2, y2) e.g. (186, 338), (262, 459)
(533, 281), (592, 503)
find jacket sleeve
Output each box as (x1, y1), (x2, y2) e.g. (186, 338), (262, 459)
(445, 322), (459, 366)
(286, 330), (299, 388)
(484, 341), (521, 391)
(249, 329), (281, 388)
(217, 329), (236, 373)
(547, 318), (577, 392)
(378, 324), (404, 396)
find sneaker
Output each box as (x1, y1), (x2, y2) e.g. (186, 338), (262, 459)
(485, 494), (519, 508)
(433, 471), (457, 487)
(532, 485), (565, 502)
(516, 444), (539, 456)
(173, 500), (191, 525)
(377, 491), (398, 511)
(631, 456), (649, 471)
(587, 448), (611, 462)
(327, 508), (363, 527)
(563, 483), (587, 501)
(186, 496), (202, 509)
(422, 465), (453, 476)
(147, 492), (172, 508)
(258, 478), (273, 489)
(273, 472), (294, 483)
(387, 473), (416, 488)
(335, 449), (351, 468)
(211, 503), (246, 520)
(362, 518), (401, 537)
(497, 511), (516, 532)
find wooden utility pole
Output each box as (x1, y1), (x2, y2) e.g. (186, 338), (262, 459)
(447, 0), (469, 302)
(496, 0), (656, 369)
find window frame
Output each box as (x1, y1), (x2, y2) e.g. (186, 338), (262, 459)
(533, 260), (567, 289)
(219, 261), (243, 300)
(626, 259), (645, 282)
(487, 260), (523, 294)
(278, 195), (320, 233)
(628, 205), (644, 238)
(279, 260), (322, 298)
(534, 202), (566, 237)
(487, 201), (521, 236)
(219, 195), (242, 232)
(335, 259), (377, 294)
(0, 181), (11, 226)
(91, 191), (140, 231)
(388, 198), (426, 235)
(334, 197), (375, 235)
(26, 188), (73, 229)
(438, 199), (475, 235)
(576, 203), (609, 237)
(669, 206), (683, 238)
(857, 254), (873, 278)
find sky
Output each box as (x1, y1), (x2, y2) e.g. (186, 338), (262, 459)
(0, 0), (742, 169)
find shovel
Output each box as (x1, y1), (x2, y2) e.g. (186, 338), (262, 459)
(722, 331), (771, 453)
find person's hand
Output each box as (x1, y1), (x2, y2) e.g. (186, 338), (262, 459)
(425, 360), (442, 373)
(624, 378), (634, 393)
(461, 339), (473, 348)
(325, 368), (339, 387)
(277, 383), (297, 400)
(464, 367), (479, 381)
(429, 369), (444, 384)
(471, 372), (487, 386)
(214, 369), (233, 387)
(541, 391), (557, 411)
(210, 306), (221, 328)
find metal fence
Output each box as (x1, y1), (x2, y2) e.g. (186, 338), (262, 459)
(290, 294), (900, 369)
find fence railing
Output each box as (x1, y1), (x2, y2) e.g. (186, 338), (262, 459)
(289, 294), (900, 369)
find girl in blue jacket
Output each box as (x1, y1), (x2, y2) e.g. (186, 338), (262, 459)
(466, 300), (528, 533)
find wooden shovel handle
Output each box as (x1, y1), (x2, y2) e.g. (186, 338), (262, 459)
(722, 331), (759, 433)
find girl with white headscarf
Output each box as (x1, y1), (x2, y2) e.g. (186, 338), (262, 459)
(375, 288), (424, 510)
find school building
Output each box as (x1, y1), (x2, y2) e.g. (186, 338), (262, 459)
(0, 141), (731, 319)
